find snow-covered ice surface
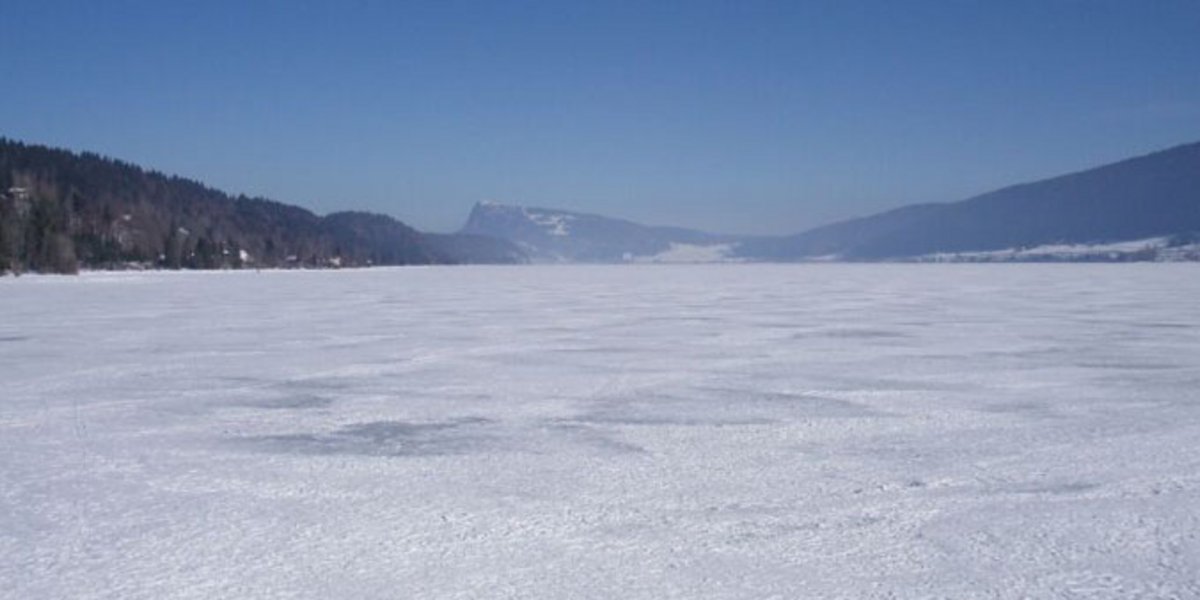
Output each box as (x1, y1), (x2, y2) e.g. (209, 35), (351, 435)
(3, 264), (1200, 599)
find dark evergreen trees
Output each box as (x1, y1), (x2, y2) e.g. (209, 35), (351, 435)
(0, 137), (525, 274)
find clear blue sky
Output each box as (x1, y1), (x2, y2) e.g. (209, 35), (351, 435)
(2, 1), (1199, 234)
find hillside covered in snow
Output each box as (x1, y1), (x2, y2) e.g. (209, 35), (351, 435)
(465, 141), (1200, 264)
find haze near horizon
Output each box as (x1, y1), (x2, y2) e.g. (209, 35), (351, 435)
(2, 0), (1199, 234)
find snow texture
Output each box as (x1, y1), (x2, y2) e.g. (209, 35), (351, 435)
(3, 264), (1200, 599)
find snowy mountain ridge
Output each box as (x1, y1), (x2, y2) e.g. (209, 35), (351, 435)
(464, 141), (1200, 263)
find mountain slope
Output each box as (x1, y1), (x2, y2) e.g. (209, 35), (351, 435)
(738, 141), (1200, 260)
(460, 141), (1200, 263)
(0, 138), (525, 273)
(460, 201), (740, 262)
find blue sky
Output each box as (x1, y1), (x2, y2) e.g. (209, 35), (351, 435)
(2, 1), (1199, 234)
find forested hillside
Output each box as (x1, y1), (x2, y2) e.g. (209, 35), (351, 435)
(0, 138), (524, 274)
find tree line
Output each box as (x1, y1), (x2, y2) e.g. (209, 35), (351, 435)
(0, 138), (521, 275)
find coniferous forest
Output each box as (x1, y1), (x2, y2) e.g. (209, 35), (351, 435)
(0, 138), (525, 274)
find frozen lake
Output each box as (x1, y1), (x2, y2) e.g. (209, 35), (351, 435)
(3, 264), (1199, 598)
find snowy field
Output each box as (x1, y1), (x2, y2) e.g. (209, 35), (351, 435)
(3, 264), (1200, 599)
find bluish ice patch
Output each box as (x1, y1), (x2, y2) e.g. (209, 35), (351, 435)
(571, 395), (776, 427)
(242, 393), (335, 410)
(540, 424), (647, 455)
(816, 328), (911, 339)
(976, 400), (1063, 418)
(243, 417), (496, 457)
(241, 417), (644, 457)
(1003, 481), (1100, 495)
(571, 388), (878, 428)
(699, 388), (883, 417)
(1074, 360), (1182, 371)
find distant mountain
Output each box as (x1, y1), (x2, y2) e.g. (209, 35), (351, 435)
(738, 141), (1200, 261)
(9, 135), (1196, 273)
(458, 142), (1200, 264)
(464, 141), (1200, 263)
(0, 138), (525, 274)
(460, 201), (743, 263)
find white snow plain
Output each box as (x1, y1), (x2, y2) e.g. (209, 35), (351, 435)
(2, 264), (1200, 599)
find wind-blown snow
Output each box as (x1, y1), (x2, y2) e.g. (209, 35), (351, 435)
(3, 265), (1200, 598)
